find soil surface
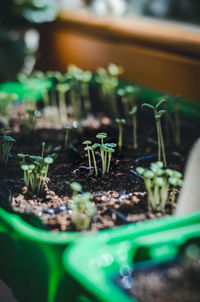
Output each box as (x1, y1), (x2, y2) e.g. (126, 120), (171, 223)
(115, 251), (200, 302)
(1, 106), (199, 232)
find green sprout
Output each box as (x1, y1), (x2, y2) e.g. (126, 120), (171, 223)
(117, 86), (140, 118)
(18, 109), (40, 136)
(83, 140), (92, 169)
(70, 182), (82, 198)
(18, 143), (54, 194)
(129, 105), (138, 149)
(83, 134), (116, 177)
(96, 64), (123, 116)
(69, 182), (96, 231)
(136, 161), (183, 211)
(64, 125), (72, 149)
(0, 130), (15, 166)
(56, 83), (70, 125)
(66, 65), (92, 121)
(168, 170), (183, 205)
(0, 92), (18, 124)
(96, 132), (107, 172)
(31, 70), (50, 107)
(142, 100), (167, 167)
(115, 118), (126, 151)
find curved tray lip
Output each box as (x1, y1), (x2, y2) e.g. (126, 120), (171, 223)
(63, 211), (200, 302)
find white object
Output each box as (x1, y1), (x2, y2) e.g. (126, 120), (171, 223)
(176, 138), (200, 215)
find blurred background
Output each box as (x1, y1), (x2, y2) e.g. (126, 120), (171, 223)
(0, 0), (200, 101)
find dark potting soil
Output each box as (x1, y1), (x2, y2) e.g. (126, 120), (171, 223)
(114, 252), (200, 302)
(1, 111), (199, 232)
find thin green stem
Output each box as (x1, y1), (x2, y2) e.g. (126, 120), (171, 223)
(119, 125), (122, 151)
(87, 150), (92, 170)
(91, 149), (98, 176)
(133, 115), (137, 149)
(156, 120), (161, 161)
(158, 120), (167, 167)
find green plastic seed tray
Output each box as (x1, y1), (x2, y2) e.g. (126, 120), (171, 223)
(0, 184), (80, 302)
(0, 82), (200, 302)
(64, 212), (200, 302)
(0, 79), (52, 102)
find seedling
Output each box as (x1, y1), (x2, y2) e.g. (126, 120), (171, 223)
(66, 65), (92, 121)
(91, 143), (100, 176)
(96, 64), (123, 116)
(64, 125), (72, 149)
(129, 105), (138, 149)
(106, 145), (115, 173)
(0, 129), (15, 166)
(168, 170), (183, 204)
(142, 100), (167, 167)
(136, 161), (183, 211)
(96, 132), (107, 172)
(69, 182), (96, 231)
(83, 140), (92, 169)
(0, 92), (18, 121)
(18, 143), (54, 194)
(117, 86), (140, 118)
(56, 83), (70, 124)
(18, 109), (40, 136)
(115, 118), (126, 151)
(70, 182), (82, 198)
(31, 70), (50, 107)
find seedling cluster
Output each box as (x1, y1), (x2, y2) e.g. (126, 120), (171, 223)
(18, 143), (54, 194)
(83, 133), (117, 177)
(69, 182), (96, 231)
(136, 161), (183, 211)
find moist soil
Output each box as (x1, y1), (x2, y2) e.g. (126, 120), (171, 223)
(1, 110), (199, 232)
(115, 253), (200, 302)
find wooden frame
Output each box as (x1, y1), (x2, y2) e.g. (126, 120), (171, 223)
(38, 9), (200, 103)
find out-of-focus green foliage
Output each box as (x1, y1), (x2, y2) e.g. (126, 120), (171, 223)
(0, 0), (59, 26)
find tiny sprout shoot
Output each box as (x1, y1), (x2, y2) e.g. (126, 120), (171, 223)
(70, 182), (82, 198)
(83, 140), (92, 169)
(18, 143), (54, 194)
(56, 83), (70, 125)
(136, 161), (183, 211)
(168, 170), (183, 205)
(142, 100), (167, 167)
(18, 109), (40, 136)
(96, 132), (107, 172)
(115, 118), (126, 151)
(0, 129), (15, 166)
(69, 183), (96, 230)
(64, 125), (72, 149)
(129, 105), (138, 149)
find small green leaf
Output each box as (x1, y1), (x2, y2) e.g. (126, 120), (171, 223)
(92, 143), (100, 149)
(142, 103), (154, 110)
(71, 182), (82, 192)
(156, 98), (167, 108)
(82, 140), (92, 145)
(136, 167), (145, 175)
(84, 146), (92, 151)
(44, 157), (54, 164)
